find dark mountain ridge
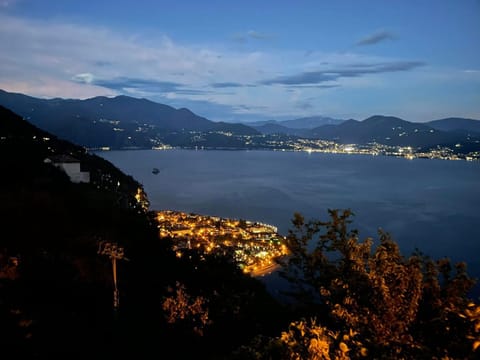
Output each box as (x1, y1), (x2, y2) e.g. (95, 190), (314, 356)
(0, 89), (259, 149)
(426, 117), (480, 134)
(1, 89), (479, 151)
(253, 123), (308, 136)
(248, 115), (345, 135)
(310, 115), (480, 149)
(280, 115), (345, 129)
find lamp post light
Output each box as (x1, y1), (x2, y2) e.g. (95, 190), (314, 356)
(97, 241), (128, 311)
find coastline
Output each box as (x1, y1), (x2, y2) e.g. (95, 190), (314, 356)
(91, 145), (480, 162)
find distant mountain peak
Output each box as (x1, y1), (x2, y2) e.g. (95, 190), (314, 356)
(0, 89), (259, 148)
(363, 115), (405, 122)
(178, 107), (194, 114)
(248, 115), (344, 132)
(427, 117), (480, 134)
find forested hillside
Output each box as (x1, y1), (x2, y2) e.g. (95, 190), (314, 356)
(0, 106), (285, 359)
(1, 106), (478, 359)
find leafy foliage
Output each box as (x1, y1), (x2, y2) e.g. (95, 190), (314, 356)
(162, 281), (210, 336)
(273, 209), (479, 359)
(279, 318), (359, 360)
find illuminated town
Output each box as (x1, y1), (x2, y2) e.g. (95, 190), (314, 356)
(147, 133), (480, 161)
(156, 210), (289, 276)
(286, 138), (480, 161)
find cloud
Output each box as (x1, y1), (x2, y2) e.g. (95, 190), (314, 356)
(231, 34), (247, 43)
(72, 73), (95, 84)
(232, 30), (271, 43)
(211, 82), (244, 88)
(233, 104), (269, 112)
(289, 84), (340, 89)
(86, 77), (182, 92)
(75, 76), (220, 96)
(262, 72), (334, 85)
(295, 101), (313, 110)
(356, 30), (396, 46)
(153, 97), (272, 122)
(261, 61), (425, 85)
(1, 13), (451, 122)
(0, 14), (266, 98)
(94, 60), (113, 67)
(247, 30), (270, 40)
(304, 50), (314, 57)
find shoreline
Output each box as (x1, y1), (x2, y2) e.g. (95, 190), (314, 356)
(92, 146), (480, 162)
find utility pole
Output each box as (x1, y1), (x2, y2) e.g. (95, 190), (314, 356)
(97, 241), (128, 311)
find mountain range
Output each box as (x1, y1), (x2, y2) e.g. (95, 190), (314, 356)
(247, 116), (345, 136)
(0, 89), (259, 149)
(308, 115), (480, 148)
(1, 89), (479, 151)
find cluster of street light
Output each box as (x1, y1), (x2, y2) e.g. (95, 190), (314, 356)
(156, 210), (289, 276)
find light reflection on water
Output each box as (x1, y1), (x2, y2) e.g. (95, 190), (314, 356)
(97, 149), (480, 295)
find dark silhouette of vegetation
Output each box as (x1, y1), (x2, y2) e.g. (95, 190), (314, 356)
(233, 209), (479, 359)
(0, 105), (287, 359)
(1, 105), (478, 359)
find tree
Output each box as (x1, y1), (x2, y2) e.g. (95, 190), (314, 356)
(273, 209), (479, 359)
(162, 281), (210, 336)
(413, 255), (479, 358)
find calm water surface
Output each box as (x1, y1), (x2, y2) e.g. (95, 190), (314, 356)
(97, 149), (480, 290)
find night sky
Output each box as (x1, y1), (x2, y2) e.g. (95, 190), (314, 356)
(1, 0), (479, 122)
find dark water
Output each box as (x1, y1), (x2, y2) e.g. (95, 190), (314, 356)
(97, 149), (480, 294)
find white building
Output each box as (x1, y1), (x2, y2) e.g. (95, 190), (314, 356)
(44, 154), (90, 183)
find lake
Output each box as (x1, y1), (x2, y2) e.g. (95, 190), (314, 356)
(97, 149), (480, 294)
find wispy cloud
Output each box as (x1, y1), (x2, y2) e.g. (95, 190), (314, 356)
(232, 29), (272, 43)
(72, 73), (95, 84)
(261, 61), (425, 85)
(289, 84), (340, 89)
(295, 101), (313, 110)
(262, 72), (333, 85)
(210, 82), (244, 88)
(94, 60), (113, 67)
(247, 30), (270, 40)
(356, 30), (396, 46)
(83, 77), (181, 92)
(233, 104), (269, 112)
(0, 14), (265, 98)
(73, 76), (222, 96)
(0, 13), (446, 122)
